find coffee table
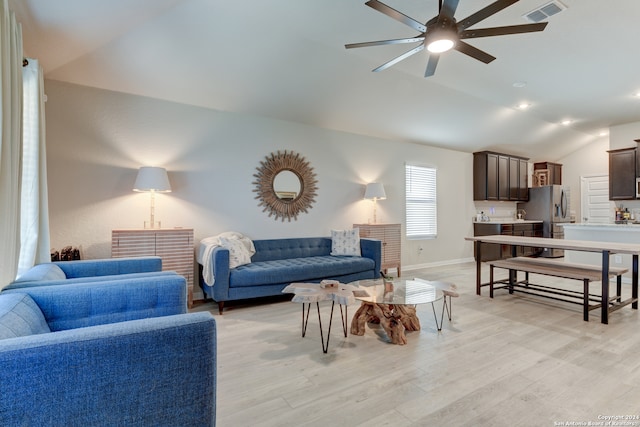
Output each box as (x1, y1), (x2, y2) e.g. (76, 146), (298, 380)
(282, 281), (359, 353)
(349, 277), (445, 345)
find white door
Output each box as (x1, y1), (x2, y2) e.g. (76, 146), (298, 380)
(580, 174), (614, 223)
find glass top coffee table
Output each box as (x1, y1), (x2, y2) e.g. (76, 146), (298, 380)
(349, 277), (445, 345)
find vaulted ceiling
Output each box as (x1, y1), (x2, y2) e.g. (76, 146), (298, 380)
(10, 0), (640, 161)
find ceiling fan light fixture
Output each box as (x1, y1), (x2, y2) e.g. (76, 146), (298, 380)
(427, 38), (455, 53)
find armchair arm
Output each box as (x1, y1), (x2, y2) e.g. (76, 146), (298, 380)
(0, 312), (216, 427)
(3, 274), (187, 331)
(360, 238), (382, 278)
(54, 256), (163, 278)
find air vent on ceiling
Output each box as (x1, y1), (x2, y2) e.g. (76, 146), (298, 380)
(523, 0), (566, 23)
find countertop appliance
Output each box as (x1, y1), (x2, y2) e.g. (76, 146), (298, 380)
(517, 185), (571, 257)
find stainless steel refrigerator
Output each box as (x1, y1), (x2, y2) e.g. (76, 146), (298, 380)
(517, 185), (571, 257)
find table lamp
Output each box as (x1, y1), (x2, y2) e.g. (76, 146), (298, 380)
(133, 166), (172, 229)
(364, 182), (386, 224)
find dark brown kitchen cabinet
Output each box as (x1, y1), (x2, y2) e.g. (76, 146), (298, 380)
(498, 154), (509, 200)
(474, 151), (529, 201)
(473, 222), (543, 262)
(509, 157), (529, 201)
(534, 162), (562, 185)
(608, 147), (636, 200)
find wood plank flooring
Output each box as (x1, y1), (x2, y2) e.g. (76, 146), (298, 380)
(190, 262), (640, 426)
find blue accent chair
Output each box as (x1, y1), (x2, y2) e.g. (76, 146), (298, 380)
(0, 268), (216, 426)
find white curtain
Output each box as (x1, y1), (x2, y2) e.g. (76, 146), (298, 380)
(0, 0), (23, 288)
(17, 59), (50, 277)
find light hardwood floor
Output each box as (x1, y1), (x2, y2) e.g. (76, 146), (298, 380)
(191, 262), (640, 426)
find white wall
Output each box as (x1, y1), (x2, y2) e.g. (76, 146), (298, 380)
(558, 136), (610, 222)
(45, 80), (477, 297)
(610, 122), (640, 150)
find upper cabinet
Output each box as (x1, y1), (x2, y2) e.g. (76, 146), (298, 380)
(533, 162), (562, 185)
(473, 151), (529, 201)
(609, 147), (637, 200)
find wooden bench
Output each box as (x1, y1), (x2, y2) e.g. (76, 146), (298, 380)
(489, 257), (629, 321)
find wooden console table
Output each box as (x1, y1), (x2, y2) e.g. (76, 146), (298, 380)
(112, 228), (194, 307)
(466, 235), (640, 324)
(354, 223), (401, 276)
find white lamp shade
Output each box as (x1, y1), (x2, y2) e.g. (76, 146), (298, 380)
(364, 182), (386, 200)
(133, 167), (172, 192)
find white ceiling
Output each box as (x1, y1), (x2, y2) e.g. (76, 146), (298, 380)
(10, 0), (640, 161)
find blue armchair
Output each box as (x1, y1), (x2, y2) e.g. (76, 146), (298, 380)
(0, 272), (216, 426)
(6, 256), (166, 290)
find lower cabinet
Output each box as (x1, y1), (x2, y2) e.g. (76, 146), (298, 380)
(473, 222), (543, 262)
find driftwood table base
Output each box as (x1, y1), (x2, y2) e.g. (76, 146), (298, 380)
(350, 302), (420, 345)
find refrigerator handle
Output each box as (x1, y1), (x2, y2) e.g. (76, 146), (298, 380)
(560, 189), (568, 218)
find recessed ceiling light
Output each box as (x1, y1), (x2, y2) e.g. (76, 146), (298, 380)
(599, 131), (608, 137)
(634, 92), (640, 98)
(561, 119), (572, 126)
(517, 102), (530, 110)
(513, 81), (527, 88)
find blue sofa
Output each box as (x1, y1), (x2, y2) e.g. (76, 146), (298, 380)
(199, 237), (382, 314)
(0, 270), (217, 426)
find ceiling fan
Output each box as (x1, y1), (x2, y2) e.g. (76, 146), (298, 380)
(345, 0), (548, 77)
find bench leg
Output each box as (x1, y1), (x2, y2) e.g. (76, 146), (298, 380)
(508, 268), (515, 294)
(617, 275), (622, 303)
(633, 254), (639, 310)
(583, 279), (589, 322)
(490, 264), (494, 298)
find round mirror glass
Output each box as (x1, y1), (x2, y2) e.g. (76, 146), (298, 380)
(273, 170), (301, 201)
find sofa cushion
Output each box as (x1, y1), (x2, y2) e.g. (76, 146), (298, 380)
(13, 264), (66, 282)
(0, 293), (50, 340)
(330, 229), (361, 256)
(251, 238), (333, 262)
(229, 255), (374, 288)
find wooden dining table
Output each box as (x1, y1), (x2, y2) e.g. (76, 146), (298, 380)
(465, 235), (640, 324)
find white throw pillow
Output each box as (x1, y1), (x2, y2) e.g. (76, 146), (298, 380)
(219, 237), (253, 268)
(330, 228), (361, 256)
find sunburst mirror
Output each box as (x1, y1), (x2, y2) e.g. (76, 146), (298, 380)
(253, 150), (318, 222)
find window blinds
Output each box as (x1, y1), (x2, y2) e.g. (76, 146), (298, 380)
(405, 164), (437, 239)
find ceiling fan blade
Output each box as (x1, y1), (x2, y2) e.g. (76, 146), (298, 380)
(372, 44), (425, 72)
(439, 0), (460, 19)
(458, 0), (518, 30)
(425, 54), (440, 77)
(460, 22), (548, 38)
(345, 36), (425, 49)
(454, 40), (496, 64)
(365, 0), (426, 33)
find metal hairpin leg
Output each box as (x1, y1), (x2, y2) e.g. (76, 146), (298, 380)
(301, 301), (348, 353)
(431, 296), (452, 332)
(443, 295), (452, 321)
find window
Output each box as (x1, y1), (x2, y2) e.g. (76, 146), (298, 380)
(405, 164), (437, 239)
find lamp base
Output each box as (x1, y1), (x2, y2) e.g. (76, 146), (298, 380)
(144, 221), (161, 229)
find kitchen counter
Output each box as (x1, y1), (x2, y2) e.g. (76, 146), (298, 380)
(474, 219), (543, 224)
(563, 223), (640, 281)
(562, 223), (640, 230)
